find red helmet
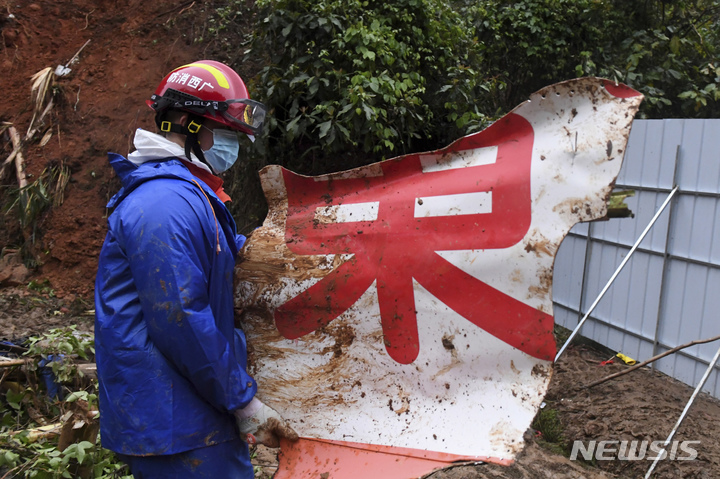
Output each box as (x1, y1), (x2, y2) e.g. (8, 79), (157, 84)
(147, 60), (266, 135)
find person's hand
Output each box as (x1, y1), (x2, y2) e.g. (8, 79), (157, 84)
(234, 397), (299, 448)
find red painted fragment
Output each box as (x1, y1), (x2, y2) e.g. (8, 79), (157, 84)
(274, 113), (556, 363)
(602, 80), (642, 98)
(274, 438), (513, 479)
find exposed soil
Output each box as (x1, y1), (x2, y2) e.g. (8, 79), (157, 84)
(2, 1), (720, 479)
(0, 0), (230, 297)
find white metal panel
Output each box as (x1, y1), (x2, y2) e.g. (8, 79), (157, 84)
(581, 242), (627, 320)
(237, 79), (642, 471)
(695, 267), (720, 361)
(688, 196), (717, 260)
(636, 121), (664, 187)
(590, 193), (671, 253)
(623, 252), (664, 338)
(553, 304), (577, 330)
(693, 120), (720, 193)
(617, 119), (646, 186)
(678, 120), (707, 191)
(662, 262), (707, 346)
(553, 118), (720, 399)
(637, 254), (665, 338)
(671, 195), (697, 258)
(571, 221), (590, 236)
(671, 195), (719, 261)
(710, 206), (720, 264)
(658, 259), (689, 347)
(552, 235), (589, 312)
(656, 119), (685, 188)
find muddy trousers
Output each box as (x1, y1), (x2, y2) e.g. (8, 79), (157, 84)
(117, 438), (254, 478)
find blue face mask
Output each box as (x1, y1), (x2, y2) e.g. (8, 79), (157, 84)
(202, 128), (240, 174)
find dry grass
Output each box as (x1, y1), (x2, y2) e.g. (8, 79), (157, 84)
(27, 67), (55, 139)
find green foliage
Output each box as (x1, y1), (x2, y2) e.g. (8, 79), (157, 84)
(607, 190), (635, 218)
(27, 279), (55, 298)
(0, 439), (123, 479)
(467, 0), (720, 118)
(203, 0), (256, 49)
(26, 326), (94, 384)
(533, 407), (564, 443)
(553, 324), (572, 350)
(0, 329), (129, 478)
(532, 406), (568, 456)
(210, 0), (718, 228)
(4, 176), (52, 244)
(248, 0), (494, 174)
(3, 164), (70, 268)
(3, 166), (69, 240)
(239, 0), (716, 168)
(0, 429), (129, 479)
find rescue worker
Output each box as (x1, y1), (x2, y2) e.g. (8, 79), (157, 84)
(94, 60), (298, 478)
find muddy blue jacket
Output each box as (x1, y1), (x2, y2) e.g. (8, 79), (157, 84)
(94, 154), (256, 456)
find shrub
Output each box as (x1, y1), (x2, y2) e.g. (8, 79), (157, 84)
(249, 0), (494, 174)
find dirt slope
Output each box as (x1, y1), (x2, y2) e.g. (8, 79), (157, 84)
(1, 0), (213, 296)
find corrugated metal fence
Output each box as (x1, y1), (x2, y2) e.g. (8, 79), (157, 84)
(553, 119), (720, 398)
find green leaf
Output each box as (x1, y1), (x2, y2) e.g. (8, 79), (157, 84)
(76, 443), (87, 465)
(289, 73), (311, 88)
(362, 104), (374, 121)
(318, 121), (332, 139)
(308, 79), (319, 96)
(669, 36), (681, 55)
(286, 116), (302, 135)
(65, 391), (88, 403)
(338, 103), (353, 115)
(3, 450), (19, 465)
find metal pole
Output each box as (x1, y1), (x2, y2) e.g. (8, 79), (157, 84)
(652, 145), (682, 365)
(644, 342), (720, 478)
(576, 221), (594, 326)
(555, 186), (679, 362)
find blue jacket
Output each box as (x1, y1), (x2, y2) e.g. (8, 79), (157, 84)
(94, 154), (256, 456)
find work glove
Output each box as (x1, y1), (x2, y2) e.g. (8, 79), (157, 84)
(234, 397), (299, 448)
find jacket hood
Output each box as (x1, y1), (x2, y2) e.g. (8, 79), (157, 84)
(106, 153), (208, 211)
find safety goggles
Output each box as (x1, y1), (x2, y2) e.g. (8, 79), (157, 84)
(223, 99), (267, 135)
(151, 92), (267, 135)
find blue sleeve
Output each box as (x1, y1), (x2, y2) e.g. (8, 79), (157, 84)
(117, 183), (256, 413)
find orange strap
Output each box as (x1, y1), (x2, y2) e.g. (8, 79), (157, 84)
(191, 179), (221, 254)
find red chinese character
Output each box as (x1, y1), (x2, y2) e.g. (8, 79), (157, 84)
(275, 113), (555, 364)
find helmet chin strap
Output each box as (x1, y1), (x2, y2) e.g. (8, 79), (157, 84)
(184, 132), (207, 165)
(185, 136), (220, 175)
(155, 111), (216, 174)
